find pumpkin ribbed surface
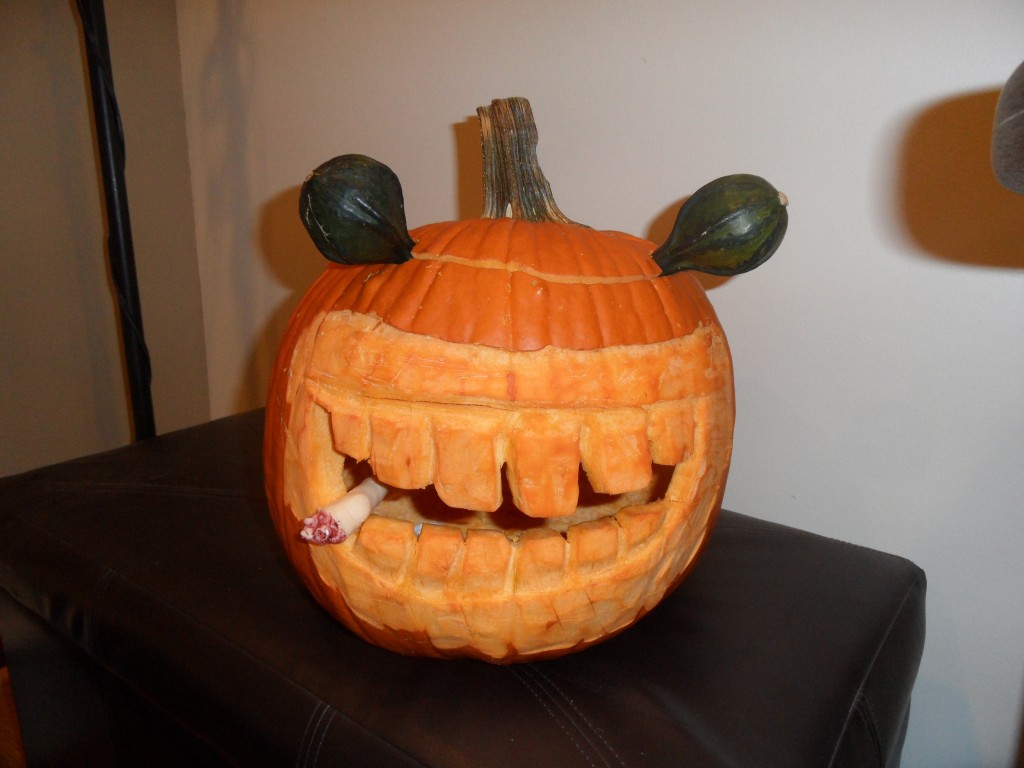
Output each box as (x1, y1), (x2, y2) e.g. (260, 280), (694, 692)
(413, 218), (660, 277)
(325, 219), (716, 351)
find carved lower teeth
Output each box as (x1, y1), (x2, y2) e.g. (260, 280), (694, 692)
(311, 386), (697, 521)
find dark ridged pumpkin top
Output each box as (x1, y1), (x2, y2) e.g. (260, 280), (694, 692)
(322, 217), (720, 352)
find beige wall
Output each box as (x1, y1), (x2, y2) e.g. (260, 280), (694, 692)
(103, 0), (210, 435)
(0, 0), (208, 476)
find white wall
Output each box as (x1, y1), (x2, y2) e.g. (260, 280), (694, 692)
(176, 2), (1024, 765)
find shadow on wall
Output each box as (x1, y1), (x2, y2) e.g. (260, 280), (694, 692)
(900, 88), (1024, 768)
(259, 185), (324, 294)
(646, 199), (730, 293)
(897, 89), (1024, 268)
(240, 186), (324, 414)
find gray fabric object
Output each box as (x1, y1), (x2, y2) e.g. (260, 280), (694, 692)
(993, 59), (1024, 194)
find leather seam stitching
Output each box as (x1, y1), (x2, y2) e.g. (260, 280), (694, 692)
(510, 665), (600, 767)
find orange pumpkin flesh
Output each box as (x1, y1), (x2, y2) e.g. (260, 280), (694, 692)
(264, 216), (735, 662)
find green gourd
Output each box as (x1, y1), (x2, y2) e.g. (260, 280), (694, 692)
(300, 154), (414, 266)
(654, 174), (788, 277)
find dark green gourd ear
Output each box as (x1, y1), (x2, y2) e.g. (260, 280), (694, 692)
(653, 174), (788, 277)
(300, 154), (415, 266)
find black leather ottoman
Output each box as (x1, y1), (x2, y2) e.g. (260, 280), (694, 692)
(0, 411), (925, 767)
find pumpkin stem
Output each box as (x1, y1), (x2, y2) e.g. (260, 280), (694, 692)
(477, 97), (580, 225)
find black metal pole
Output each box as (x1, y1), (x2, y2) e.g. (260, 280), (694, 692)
(75, 0), (156, 440)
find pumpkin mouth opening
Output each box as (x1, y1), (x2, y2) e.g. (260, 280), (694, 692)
(338, 456), (677, 538)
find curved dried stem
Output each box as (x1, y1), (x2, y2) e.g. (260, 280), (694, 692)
(477, 97), (580, 225)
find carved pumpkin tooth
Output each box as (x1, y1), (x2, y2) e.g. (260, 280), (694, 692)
(459, 528), (512, 593)
(551, 589), (597, 631)
(567, 518), (621, 577)
(646, 400), (696, 466)
(318, 391), (371, 462)
(297, 395), (348, 510)
(368, 406), (434, 489)
(412, 524), (464, 592)
(512, 529), (568, 648)
(514, 528), (567, 589)
(505, 413), (580, 518)
(615, 502), (668, 551)
(352, 515), (415, 581)
(665, 400), (715, 504)
(455, 531), (517, 655)
(581, 409), (652, 494)
(432, 409), (504, 512)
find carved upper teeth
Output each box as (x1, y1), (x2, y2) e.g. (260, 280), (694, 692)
(304, 309), (732, 519)
(313, 385), (702, 519)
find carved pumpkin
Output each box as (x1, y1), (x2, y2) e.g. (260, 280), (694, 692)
(264, 98), (786, 662)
